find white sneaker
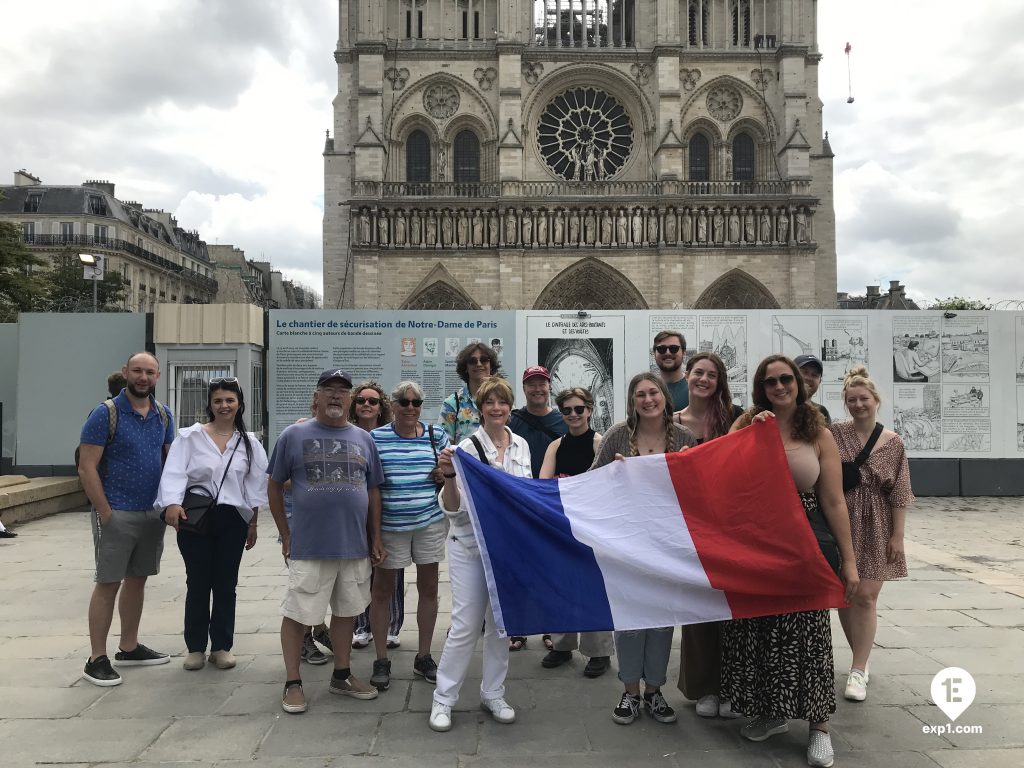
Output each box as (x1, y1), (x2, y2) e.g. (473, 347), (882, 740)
(845, 669), (867, 702)
(429, 701), (452, 732)
(719, 699), (742, 719)
(351, 631), (372, 649)
(807, 729), (835, 767)
(480, 697), (516, 723)
(386, 634), (401, 649)
(695, 694), (719, 717)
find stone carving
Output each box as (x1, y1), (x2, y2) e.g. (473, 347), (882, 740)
(759, 208), (772, 243)
(423, 83), (460, 120)
(680, 68), (702, 92)
(537, 210), (548, 245)
(584, 209), (596, 245)
(537, 87), (632, 181)
(664, 208), (677, 244)
(487, 209), (499, 247)
(631, 208), (642, 245)
(795, 209), (808, 243)
(616, 209), (628, 246)
(568, 209), (581, 245)
(410, 210), (421, 245)
(441, 209), (454, 245)
(706, 86), (743, 122)
(521, 61), (544, 86)
(681, 209), (693, 243)
(473, 67), (497, 91)
(712, 209), (725, 244)
(553, 209), (565, 245)
(438, 149), (447, 177)
(384, 67), (411, 90)
(647, 206), (659, 244)
(377, 213), (389, 246)
(630, 63), (652, 85)
(472, 210), (483, 246)
(504, 208), (518, 246)
(728, 208), (740, 243)
(522, 209), (533, 247)
(456, 210), (468, 246)
(425, 211), (437, 246)
(600, 209), (613, 246)
(696, 209), (708, 243)
(777, 208), (789, 243)
(751, 68), (773, 89)
(358, 208), (371, 245)
(744, 209), (755, 243)
(394, 210), (407, 246)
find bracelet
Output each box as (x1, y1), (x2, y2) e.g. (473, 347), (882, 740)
(443, 472), (457, 478)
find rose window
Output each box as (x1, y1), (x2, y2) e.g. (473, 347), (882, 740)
(537, 87), (633, 181)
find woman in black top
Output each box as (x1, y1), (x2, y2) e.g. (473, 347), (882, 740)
(537, 387), (612, 678)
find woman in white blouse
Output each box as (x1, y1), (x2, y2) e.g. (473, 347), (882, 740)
(157, 378), (268, 671)
(428, 376), (531, 732)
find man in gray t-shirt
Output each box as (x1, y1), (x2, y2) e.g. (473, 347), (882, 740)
(268, 368), (385, 714)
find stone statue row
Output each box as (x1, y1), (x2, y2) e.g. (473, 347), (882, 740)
(353, 204), (812, 248)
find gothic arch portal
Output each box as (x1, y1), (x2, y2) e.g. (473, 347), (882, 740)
(533, 258), (649, 310)
(693, 268), (779, 309)
(401, 262), (480, 309)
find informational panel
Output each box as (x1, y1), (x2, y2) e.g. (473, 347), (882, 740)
(268, 310), (516, 447)
(268, 309), (1023, 459)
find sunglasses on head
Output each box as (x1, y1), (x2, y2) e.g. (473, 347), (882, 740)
(654, 344), (682, 355)
(467, 355), (492, 366)
(559, 405), (588, 416)
(763, 374), (797, 388)
(396, 397), (423, 407)
(354, 396), (380, 406)
(209, 377), (239, 387)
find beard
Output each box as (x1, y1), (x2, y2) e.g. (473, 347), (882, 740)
(656, 358), (682, 373)
(323, 405), (345, 419)
(126, 381), (151, 398)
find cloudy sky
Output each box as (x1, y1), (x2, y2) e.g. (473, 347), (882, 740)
(2, 0), (1021, 307)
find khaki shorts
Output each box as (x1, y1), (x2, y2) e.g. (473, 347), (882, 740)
(92, 508), (165, 584)
(380, 518), (448, 569)
(281, 558), (371, 625)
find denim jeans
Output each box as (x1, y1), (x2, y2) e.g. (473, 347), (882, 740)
(614, 627), (675, 687)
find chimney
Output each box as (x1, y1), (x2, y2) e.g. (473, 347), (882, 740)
(889, 280), (904, 298)
(836, 292), (849, 301)
(866, 285), (880, 297)
(83, 179), (115, 196)
(14, 169), (41, 186)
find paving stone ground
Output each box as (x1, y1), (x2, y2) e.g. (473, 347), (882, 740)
(1, 498), (1022, 768)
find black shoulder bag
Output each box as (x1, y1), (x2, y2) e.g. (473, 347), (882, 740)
(169, 436), (241, 535)
(841, 423), (883, 493)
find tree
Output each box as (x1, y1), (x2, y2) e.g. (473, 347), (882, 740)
(42, 249), (128, 312)
(0, 221), (46, 322)
(927, 296), (992, 311)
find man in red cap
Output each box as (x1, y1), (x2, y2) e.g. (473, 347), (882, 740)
(508, 365), (567, 479)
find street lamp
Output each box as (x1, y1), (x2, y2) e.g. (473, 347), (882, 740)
(78, 253), (103, 313)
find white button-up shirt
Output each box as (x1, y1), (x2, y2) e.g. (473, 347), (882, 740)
(156, 423), (269, 523)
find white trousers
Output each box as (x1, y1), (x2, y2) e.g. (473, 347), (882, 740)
(433, 536), (509, 706)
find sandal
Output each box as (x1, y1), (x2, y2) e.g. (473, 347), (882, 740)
(508, 636), (527, 651)
(542, 634), (554, 650)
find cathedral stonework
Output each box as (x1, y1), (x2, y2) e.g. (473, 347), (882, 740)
(324, 0), (836, 310)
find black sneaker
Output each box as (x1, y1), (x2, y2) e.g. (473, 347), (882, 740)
(311, 625), (333, 652)
(83, 655), (123, 686)
(612, 692), (642, 724)
(413, 654), (438, 683)
(643, 690), (677, 723)
(113, 643), (169, 666)
(371, 658), (392, 691)
(583, 655), (611, 678)
(541, 649), (573, 668)
(301, 631), (328, 665)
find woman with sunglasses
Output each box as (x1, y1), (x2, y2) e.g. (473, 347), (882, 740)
(722, 355), (859, 768)
(672, 352), (745, 720)
(830, 366), (913, 703)
(437, 343), (499, 443)
(348, 382), (404, 652)
(157, 377), (268, 671)
(537, 387), (613, 678)
(592, 372), (698, 726)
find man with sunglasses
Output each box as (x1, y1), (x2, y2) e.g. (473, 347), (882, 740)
(78, 351), (176, 686)
(267, 368), (386, 714)
(508, 366), (567, 479)
(794, 354), (831, 425)
(653, 330), (689, 411)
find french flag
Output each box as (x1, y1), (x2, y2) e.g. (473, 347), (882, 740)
(454, 421), (846, 637)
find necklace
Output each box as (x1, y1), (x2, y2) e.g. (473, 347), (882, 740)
(636, 433), (664, 454)
(209, 427), (236, 436)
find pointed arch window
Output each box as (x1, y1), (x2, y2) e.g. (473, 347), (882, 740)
(453, 129), (480, 194)
(731, 0), (751, 47)
(733, 132), (755, 180)
(406, 130), (431, 186)
(687, 0), (709, 47)
(689, 133), (710, 181)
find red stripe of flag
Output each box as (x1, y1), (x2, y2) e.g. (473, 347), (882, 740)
(665, 421), (847, 619)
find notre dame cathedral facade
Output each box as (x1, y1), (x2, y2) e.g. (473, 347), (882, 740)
(323, 0), (835, 310)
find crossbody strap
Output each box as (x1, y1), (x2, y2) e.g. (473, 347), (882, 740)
(468, 435), (488, 464)
(854, 423), (884, 467)
(427, 423), (439, 462)
(512, 408), (561, 440)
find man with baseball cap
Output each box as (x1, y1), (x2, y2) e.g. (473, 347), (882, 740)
(509, 365), (567, 479)
(267, 368), (386, 714)
(794, 354), (831, 424)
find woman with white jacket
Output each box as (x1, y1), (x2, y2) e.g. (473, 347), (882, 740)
(429, 376), (531, 732)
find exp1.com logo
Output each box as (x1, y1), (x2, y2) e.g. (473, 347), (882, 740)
(922, 667), (983, 735)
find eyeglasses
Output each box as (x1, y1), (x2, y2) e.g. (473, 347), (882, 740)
(467, 356), (492, 366)
(354, 396), (380, 406)
(559, 405), (588, 416)
(763, 374), (797, 388)
(209, 377), (239, 387)
(654, 345), (682, 355)
(319, 386), (351, 396)
(396, 398), (424, 407)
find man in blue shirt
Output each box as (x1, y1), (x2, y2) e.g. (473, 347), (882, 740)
(78, 351), (175, 687)
(654, 330), (689, 412)
(268, 368), (386, 714)
(509, 365), (567, 478)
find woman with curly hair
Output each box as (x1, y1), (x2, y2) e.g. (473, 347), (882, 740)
(591, 372), (698, 726)
(722, 355), (859, 768)
(830, 366), (914, 703)
(673, 352), (745, 719)
(348, 381), (404, 652)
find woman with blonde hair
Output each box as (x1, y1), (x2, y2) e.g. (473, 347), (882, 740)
(723, 355), (859, 768)
(592, 371), (698, 725)
(829, 365), (914, 703)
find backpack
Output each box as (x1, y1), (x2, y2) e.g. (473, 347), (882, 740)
(74, 398), (170, 474)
